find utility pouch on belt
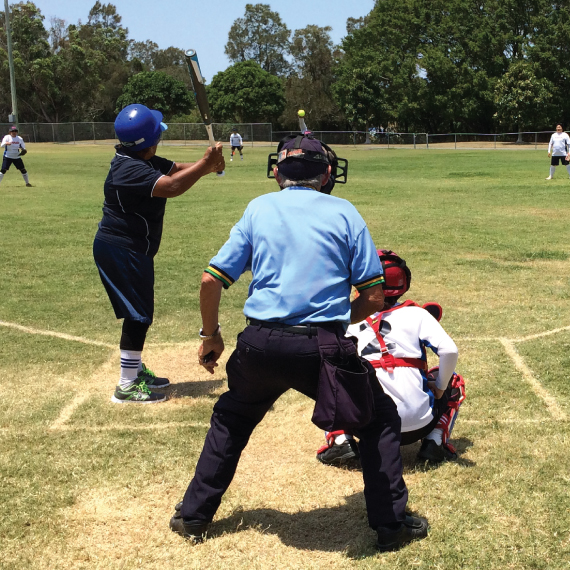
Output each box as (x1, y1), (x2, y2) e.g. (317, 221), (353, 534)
(311, 326), (375, 432)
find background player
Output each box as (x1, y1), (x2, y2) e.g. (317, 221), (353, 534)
(0, 126), (31, 187)
(229, 127), (243, 161)
(546, 123), (570, 180)
(317, 249), (464, 465)
(93, 103), (224, 404)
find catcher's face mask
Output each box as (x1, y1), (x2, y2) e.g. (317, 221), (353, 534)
(267, 133), (348, 194)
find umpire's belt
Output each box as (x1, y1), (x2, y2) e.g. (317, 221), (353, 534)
(246, 318), (322, 336)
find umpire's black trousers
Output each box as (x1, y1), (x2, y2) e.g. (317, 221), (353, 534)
(181, 323), (408, 530)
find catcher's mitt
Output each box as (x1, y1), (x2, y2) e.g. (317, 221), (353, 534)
(19, 148), (27, 156)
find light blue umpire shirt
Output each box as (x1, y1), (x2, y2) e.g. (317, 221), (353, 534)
(205, 186), (384, 326)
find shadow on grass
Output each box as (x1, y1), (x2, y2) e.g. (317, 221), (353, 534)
(211, 491), (385, 558)
(206, 440), (474, 557)
(168, 379), (225, 399)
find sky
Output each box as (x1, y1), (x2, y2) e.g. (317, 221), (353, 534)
(31, 0), (376, 78)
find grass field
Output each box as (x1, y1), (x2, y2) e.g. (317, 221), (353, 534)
(2, 143), (570, 569)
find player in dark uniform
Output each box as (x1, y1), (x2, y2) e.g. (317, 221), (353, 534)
(93, 103), (225, 403)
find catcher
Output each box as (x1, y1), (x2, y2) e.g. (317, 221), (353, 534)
(317, 249), (465, 465)
(0, 126), (31, 187)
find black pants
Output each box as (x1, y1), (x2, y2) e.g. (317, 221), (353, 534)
(1, 156), (25, 171)
(181, 323), (408, 529)
(400, 389), (452, 445)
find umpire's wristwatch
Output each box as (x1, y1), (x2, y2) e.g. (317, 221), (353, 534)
(199, 324), (221, 340)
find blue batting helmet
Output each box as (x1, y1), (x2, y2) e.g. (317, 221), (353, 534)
(114, 104), (168, 152)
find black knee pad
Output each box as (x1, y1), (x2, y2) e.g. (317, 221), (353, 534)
(120, 319), (150, 351)
(20, 168), (27, 174)
(1, 169), (6, 174)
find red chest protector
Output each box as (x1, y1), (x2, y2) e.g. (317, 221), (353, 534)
(365, 300), (428, 374)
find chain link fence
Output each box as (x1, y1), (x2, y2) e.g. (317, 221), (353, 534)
(0, 122), (274, 146)
(0, 123), (559, 150)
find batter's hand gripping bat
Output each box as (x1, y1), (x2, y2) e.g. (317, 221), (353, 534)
(185, 49), (225, 177)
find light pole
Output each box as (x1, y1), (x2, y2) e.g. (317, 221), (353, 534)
(4, 0), (18, 127)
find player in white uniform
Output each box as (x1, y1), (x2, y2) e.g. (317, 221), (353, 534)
(317, 249), (465, 465)
(546, 123), (570, 180)
(229, 128), (243, 161)
(0, 126), (31, 187)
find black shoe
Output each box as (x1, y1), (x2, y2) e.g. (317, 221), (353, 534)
(111, 380), (167, 404)
(169, 504), (209, 543)
(138, 363), (170, 389)
(317, 439), (360, 467)
(417, 439), (457, 463)
(376, 515), (429, 552)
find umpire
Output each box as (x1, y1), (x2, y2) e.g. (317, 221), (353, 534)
(170, 134), (428, 551)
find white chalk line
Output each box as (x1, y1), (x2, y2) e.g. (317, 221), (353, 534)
(0, 417), (561, 436)
(0, 319), (194, 349)
(4, 317), (570, 347)
(49, 352), (118, 430)
(499, 338), (566, 420)
(55, 422), (210, 432)
(3, 318), (569, 428)
(0, 320), (115, 349)
(513, 324), (570, 343)
(2, 422), (210, 435)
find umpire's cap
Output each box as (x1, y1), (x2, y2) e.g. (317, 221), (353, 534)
(277, 134), (330, 180)
(115, 104), (168, 152)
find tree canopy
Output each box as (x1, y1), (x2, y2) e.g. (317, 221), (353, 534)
(208, 60), (285, 123)
(115, 71), (194, 119)
(224, 3), (290, 76)
(332, 0), (570, 133)
(0, 2), (194, 122)
(4, 0), (570, 132)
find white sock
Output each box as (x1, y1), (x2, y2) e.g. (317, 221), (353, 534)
(565, 164), (570, 177)
(0, 173), (4, 184)
(119, 350), (142, 389)
(550, 166), (556, 177)
(334, 433), (355, 445)
(425, 428), (443, 446)
(22, 172), (29, 184)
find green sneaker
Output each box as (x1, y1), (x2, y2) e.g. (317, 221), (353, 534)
(111, 380), (167, 404)
(138, 363), (170, 389)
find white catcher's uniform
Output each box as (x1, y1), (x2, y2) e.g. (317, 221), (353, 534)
(1, 135), (26, 159)
(347, 303), (458, 432)
(230, 133), (243, 147)
(548, 132), (570, 156)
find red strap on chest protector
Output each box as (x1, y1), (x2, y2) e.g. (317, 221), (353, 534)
(366, 300), (427, 374)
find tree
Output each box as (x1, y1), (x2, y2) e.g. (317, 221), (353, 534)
(282, 25), (341, 129)
(76, 2), (130, 120)
(0, 2), (103, 123)
(494, 61), (554, 135)
(115, 71), (194, 119)
(332, 1), (422, 132)
(208, 60), (284, 123)
(128, 39), (158, 70)
(225, 4), (290, 76)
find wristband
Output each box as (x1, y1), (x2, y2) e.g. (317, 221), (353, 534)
(199, 324), (221, 340)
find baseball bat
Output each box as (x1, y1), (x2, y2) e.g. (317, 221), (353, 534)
(298, 114), (309, 134)
(185, 49), (224, 177)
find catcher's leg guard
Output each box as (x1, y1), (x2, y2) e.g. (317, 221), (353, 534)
(430, 369), (466, 454)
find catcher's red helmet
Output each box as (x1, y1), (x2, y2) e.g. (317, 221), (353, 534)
(378, 249), (411, 298)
